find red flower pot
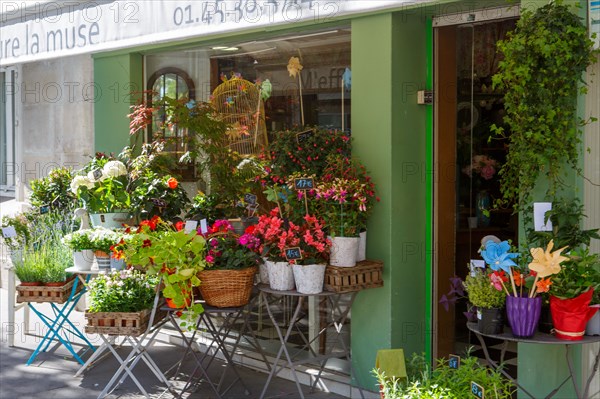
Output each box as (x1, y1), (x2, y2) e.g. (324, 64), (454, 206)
(550, 288), (597, 341)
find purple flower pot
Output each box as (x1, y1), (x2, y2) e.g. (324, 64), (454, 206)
(506, 295), (542, 338)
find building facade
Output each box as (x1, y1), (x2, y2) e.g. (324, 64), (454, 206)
(2, 0), (599, 396)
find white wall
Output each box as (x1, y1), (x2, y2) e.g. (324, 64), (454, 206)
(16, 54), (94, 201)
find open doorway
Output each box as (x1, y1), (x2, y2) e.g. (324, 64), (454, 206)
(433, 14), (518, 365)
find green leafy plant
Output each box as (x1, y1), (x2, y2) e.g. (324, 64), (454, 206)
(62, 229), (94, 251)
(30, 167), (76, 210)
(117, 216), (206, 330)
(374, 352), (515, 399)
(550, 247), (600, 299)
(204, 220), (261, 270)
(129, 171), (190, 222)
(16, 240), (72, 284)
(491, 1), (599, 212)
(87, 269), (159, 313)
(13, 258), (45, 283)
(464, 271), (506, 309)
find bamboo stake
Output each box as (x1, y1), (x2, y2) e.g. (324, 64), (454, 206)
(509, 267), (518, 297)
(529, 275), (540, 298)
(341, 78), (345, 132)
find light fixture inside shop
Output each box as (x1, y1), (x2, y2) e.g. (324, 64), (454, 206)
(211, 46), (229, 50)
(223, 47), (239, 51)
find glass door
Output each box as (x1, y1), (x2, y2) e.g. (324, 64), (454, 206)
(0, 68), (16, 192)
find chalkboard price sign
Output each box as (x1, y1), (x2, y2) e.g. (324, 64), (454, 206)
(285, 247), (303, 261)
(471, 382), (484, 399)
(244, 193), (258, 205)
(296, 129), (315, 144)
(92, 168), (103, 181)
(448, 355), (460, 369)
(294, 177), (314, 190)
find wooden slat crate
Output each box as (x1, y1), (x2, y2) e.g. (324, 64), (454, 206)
(16, 278), (82, 304)
(85, 307), (166, 336)
(325, 260), (384, 293)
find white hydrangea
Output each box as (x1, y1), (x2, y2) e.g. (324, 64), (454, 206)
(70, 175), (94, 193)
(103, 160), (127, 178)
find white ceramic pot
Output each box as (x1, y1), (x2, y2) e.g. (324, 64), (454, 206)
(585, 306), (600, 336)
(89, 212), (130, 229)
(330, 236), (359, 267)
(73, 250), (93, 271)
(292, 263), (326, 294)
(265, 260), (294, 291)
(258, 260), (270, 285)
(356, 230), (367, 262)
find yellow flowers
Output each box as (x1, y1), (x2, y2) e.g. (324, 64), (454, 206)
(287, 56), (303, 78)
(528, 239), (568, 278)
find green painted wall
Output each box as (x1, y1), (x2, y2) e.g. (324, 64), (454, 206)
(351, 11), (429, 389)
(93, 53), (143, 155)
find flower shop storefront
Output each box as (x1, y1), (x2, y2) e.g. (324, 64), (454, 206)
(2, 0), (600, 397)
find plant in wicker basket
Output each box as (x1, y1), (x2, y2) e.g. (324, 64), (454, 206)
(198, 220), (260, 307)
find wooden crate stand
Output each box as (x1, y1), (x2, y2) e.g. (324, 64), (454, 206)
(16, 278), (82, 304)
(85, 308), (166, 336)
(325, 260), (384, 293)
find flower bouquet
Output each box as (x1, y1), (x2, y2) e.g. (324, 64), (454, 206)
(481, 239), (568, 338)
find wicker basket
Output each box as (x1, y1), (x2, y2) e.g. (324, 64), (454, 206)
(84, 307), (166, 336)
(16, 278), (82, 304)
(198, 266), (257, 308)
(324, 260), (384, 293)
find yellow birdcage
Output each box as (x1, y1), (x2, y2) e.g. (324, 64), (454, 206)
(211, 76), (268, 156)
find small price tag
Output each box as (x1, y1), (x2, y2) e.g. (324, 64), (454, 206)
(244, 193), (257, 205)
(471, 381), (484, 399)
(2, 226), (17, 238)
(184, 220), (198, 234)
(152, 198), (167, 207)
(294, 177), (314, 190)
(92, 168), (103, 180)
(285, 247), (303, 261)
(39, 205), (50, 214)
(296, 129), (314, 144)
(449, 354), (460, 369)
(200, 219), (208, 235)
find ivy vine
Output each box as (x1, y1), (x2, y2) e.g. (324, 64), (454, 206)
(492, 0), (598, 212)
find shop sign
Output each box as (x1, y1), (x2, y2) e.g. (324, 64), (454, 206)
(0, 0), (434, 66)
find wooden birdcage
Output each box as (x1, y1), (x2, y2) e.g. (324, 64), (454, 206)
(212, 77), (268, 156)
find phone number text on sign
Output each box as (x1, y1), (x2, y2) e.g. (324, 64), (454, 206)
(172, 0), (340, 27)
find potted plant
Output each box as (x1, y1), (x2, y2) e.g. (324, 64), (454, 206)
(88, 227), (120, 271)
(129, 172), (190, 223)
(71, 153), (132, 228)
(62, 229), (94, 271)
(197, 220), (260, 307)
(290, 214), (331, 294)
(464, 270), (506, 335)
(587, 289), (600, 336)
(13, 256), (44, 287)
(117, 216), (206, 330)
(252, 209), (301, 291)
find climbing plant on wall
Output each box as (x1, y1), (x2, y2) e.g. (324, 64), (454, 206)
(491, 0), (598, 213)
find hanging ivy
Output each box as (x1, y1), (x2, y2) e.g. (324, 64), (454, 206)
(492, 0), (598, 211)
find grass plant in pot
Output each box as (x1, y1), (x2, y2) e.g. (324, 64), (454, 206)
(62, 229), (94, 271)
(290, 214), (331, 295)
(464, 270), (506, 335)
(117, 215), (206, 330)
(198, 220), (260, 307)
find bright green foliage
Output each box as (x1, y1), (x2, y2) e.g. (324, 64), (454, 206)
(464, 272), (506, 309)
(87, 269), (158, 313)
(29, 167), (76, 210)
(492, 1), (598, 211)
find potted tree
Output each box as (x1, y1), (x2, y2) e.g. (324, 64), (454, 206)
(197, 220), (260, 307)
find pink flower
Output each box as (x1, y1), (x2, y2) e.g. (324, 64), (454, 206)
(206, 255), (215, 263)
(480, 164), (496, 180)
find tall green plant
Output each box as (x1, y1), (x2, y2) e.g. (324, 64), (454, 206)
(492, 1), (598, 212)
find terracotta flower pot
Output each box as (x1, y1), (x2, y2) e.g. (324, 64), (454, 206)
(44, 281), (67, 287)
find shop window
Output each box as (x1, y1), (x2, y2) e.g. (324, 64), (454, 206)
(0, 68), (16, 193)
(147, 67), (196, 178)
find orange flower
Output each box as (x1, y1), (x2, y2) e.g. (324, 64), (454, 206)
(167, 177), (178, 189)
(536, 278), (552, 293)
(513, 271), (525, 287)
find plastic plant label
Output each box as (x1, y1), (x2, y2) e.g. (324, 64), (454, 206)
(92, 168), (103, 180)
(244, 193), (257, 205)
(470, 260), (485, 276)
(296, 129), (314, 144)
(285, 247), (302, 261)
(2, 226), (17, 238)
(184, 220), (198, 234)
(294, 177), (314, 190)
(200, 219), (208, 235)
(471, 381), (484, 399)
(449, 354), (460, 369)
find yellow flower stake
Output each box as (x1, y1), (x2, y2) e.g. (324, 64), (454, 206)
(528, 239), (569, 298)
(287, 56), (305, 125)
